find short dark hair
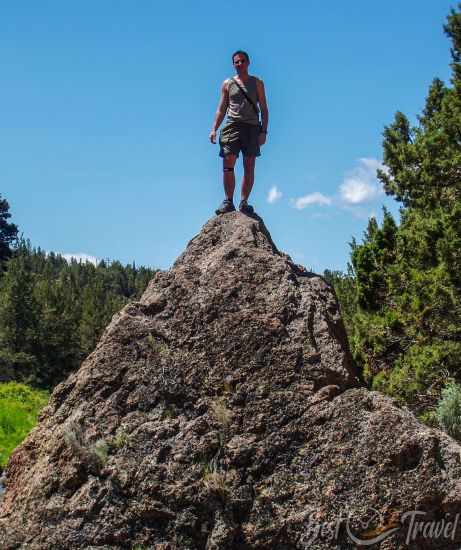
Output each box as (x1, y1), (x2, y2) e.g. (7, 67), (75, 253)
(232, 50), (250, 63)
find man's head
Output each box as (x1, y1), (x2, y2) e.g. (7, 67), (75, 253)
(232, 50), (250, 70)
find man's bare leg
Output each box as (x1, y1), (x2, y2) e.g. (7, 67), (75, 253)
(223, 154), (237, 201)
(241, 156), (256, 201)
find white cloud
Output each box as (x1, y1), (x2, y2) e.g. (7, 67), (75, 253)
(267, 185), (282, 204)
(289, 157), (388, 215)
(359, 158), (384, 173)
(291, 192), (332, 210)
(62, 252), (99, 265)
(340, 178), (377, 204)
(339, 157), (386, 205)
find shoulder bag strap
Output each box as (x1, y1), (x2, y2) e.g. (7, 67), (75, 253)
(231, 77), (259, 118)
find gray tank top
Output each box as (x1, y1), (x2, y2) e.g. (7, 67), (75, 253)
(226, 76), (260, 125)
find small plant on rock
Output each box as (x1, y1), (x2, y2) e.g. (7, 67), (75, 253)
(92, 438), (109, 466)
(64, 421), (109, 473)
(146, 333), (168, 356)
(202, 460), (231, 498)
(210, 397), (232, 428)
(111, 428), (129, 450)
(436, 381), (461, 440)
(63, 421), (87, 461)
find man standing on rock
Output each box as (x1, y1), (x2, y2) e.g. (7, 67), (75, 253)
(210, 50), (269, 216)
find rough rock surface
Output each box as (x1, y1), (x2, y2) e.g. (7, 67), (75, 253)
(1, 213), (461, 549)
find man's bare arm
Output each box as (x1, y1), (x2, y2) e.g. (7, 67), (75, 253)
(209, 80), (229, 143)
(256, 78), (269, 133)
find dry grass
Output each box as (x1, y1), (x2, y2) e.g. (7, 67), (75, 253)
(202, 460), (235, 498)
(209, 397), (232, 428)
(203, 469), (230, 497)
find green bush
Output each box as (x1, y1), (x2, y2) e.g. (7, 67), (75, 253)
(0, 381), (49, 468)
(436, 381), (461, 440)
(371, 343), (461, 408)
(418, 409), (439, 428)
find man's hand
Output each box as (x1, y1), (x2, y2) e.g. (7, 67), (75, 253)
(256, 78), (269, 146)
(210, 80), (229, 145)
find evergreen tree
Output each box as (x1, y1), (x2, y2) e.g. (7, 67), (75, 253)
(350, 208), (398, 311)
(334, 4), (461, 418)
(0, 251), (39, 384)
(0, 194), (18, 266)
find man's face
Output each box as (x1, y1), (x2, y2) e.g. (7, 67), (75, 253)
(233, 55), (249, 70)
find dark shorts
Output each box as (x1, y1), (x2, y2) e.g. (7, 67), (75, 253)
(219, 121), (261, 158)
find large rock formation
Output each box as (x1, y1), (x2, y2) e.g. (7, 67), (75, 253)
(1, 213), (461, 549)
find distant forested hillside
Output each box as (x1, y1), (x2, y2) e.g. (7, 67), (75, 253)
(0, 198), (156, 390)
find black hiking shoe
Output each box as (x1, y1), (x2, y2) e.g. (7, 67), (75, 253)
(239, 199), (254, 215)
(215, 199), (236, 215)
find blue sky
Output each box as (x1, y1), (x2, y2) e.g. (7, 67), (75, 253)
(1, 1), (456, 272)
